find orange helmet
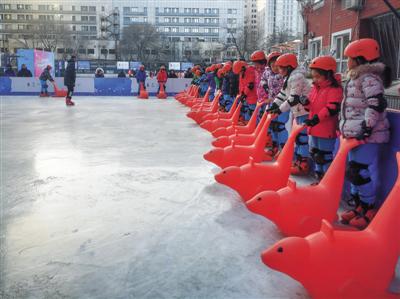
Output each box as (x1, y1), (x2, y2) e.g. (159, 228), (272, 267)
(232, 60), (247, 74)
(344, 38), (380, 61)
(217, 69), (225, 78)
(205, 66), (211, 73)
(195, 69), (202, 76)
(216, 63), (223, 69)
(223, 63), (232, 72)
(276, 53), (298, 69)
(267, 52), (281, 65)
(309, 56), (337, 72)
(250, 50), (266, 62)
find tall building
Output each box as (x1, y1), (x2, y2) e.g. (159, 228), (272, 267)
(257, 0), (302, 48)
(0, 0), (245, 62)
(244, 0), (259, 46)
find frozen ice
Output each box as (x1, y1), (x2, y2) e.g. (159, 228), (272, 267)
(0, 96), (398, 298)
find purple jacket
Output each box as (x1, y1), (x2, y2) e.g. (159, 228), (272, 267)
(135, 70), (146, 83)
(207, 72), (216, 92)
(261, 67), (284, 103)
(339, 62), (390, 143)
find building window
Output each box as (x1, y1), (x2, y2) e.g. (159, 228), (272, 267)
(331, 29), (351, 73)
(78, 48), (86, 54)
(228, 9), (237, 14)
(89, 6), (96, 12)
(193, 8), (199, 14)
(81, 16), (88, 21)
(81, 6), (88, 12)
(87, 49), (95, 54)
(109, 49), (116, 55)
(308, 37), (322, 59)
(89, 16), (96, 22)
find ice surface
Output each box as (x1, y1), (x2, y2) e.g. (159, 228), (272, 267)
(0, 96), (398, 299)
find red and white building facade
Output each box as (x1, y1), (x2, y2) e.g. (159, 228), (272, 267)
(302, 0), (400, 77)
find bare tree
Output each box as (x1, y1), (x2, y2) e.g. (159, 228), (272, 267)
(10, 19), (73, 52)
(119, 24), (161, 63)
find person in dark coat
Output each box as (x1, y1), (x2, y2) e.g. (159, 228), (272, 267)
(118, 70), (126, 78)
(64, 55), (76, 106)
(17, 64), (32, 77)
(4, 64), (16, 77)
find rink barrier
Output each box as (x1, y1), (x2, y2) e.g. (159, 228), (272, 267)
(0, 77), (192, 96)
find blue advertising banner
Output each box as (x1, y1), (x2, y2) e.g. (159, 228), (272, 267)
(129, 61), (142, 70)
(181, 62), (194, 71)
(17, 49), (35, 74)
(78, 61), (90, 70)
(94, 78), (132, 95)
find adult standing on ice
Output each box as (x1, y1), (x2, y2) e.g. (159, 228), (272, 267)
(64, 54), (76, 106)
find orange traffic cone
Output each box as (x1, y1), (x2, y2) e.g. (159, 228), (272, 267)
(261, 152), (400, 299)
(157, 83), (167, 99)
(52, 82), (68, 97)
(138, 82), (149, 99)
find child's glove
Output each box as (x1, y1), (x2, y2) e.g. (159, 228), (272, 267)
(304, 115), (320, 127)
(356, 121), (373, 140)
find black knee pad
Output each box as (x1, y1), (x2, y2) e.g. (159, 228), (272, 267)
(295, 133), (308, 146)
(346, 161), (371, 186)
(313, 149), (333, 165)
(271, 121), (285, 133)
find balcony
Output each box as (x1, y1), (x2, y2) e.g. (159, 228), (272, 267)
(1, 19), (97, 25)
(156, 12), (219, 17)
(159, 31), (219, 37)
(0, 8), (97, 15)
(155, 22), (219, 27)
(122, 11), (148, 16)
(123, 21), (148, 26)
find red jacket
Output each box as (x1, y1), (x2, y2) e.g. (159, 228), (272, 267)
(157, 70), (168, 83)
(306, 79), (343, 138)
(239, 66), (257, 105)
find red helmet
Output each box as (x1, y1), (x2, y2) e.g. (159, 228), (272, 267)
(276, 53), (298, 69)
(344, 38), (380, 61)
(232, 60), (247, 74)
(195, 69), (202, 76)
(250, 50), (266, 62)
(267, 52), (281, 65)
(140, 65), (145, 70)
(205, 66), (212, 73)
(223, 63), (232, 72)
(309, 56), (337, 72)
(217, 69), (225, 78)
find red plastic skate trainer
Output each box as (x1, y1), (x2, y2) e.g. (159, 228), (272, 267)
(261, 153), (400, 299)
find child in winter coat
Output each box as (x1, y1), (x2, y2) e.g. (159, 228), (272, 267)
(221, 62), (239, 112)
(261, 52), (286, 158)
(64, 55), (76, 106)
(156, 65), (168, 93)
(233, 60), (258, 123)
(135, 65), (147, 94)
(250, 50), (269, 104)
(339, 38), (391, 230)
(303, 56), (343, 181)
(206, 65), (217, 101)
(39, 65), (54, 97)
(267, 53), (311, 175)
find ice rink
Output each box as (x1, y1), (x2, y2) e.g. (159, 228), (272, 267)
(0, 96), (309, 298)
(1, 96), (398, 299)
